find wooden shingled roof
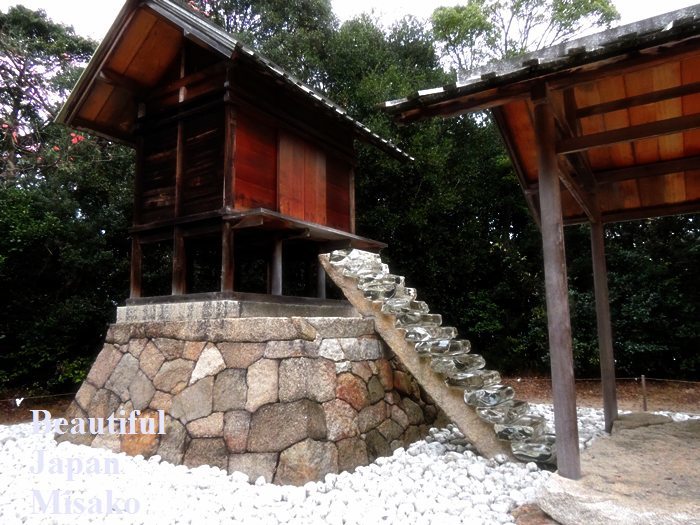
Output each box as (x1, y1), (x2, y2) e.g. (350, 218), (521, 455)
(382, 5), (700, 225)
(56, 0), (411, 161)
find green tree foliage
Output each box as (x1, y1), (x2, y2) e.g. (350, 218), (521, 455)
(189, 0), (336, 85)
(0, 5), (94, 180)
(432, 0), (619, 71)
(0, 7), (133, 392)
(1, 1), (697, 396)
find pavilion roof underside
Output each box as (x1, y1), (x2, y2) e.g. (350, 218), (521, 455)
(383, 6), (700, 224)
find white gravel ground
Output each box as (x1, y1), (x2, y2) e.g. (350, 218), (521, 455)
(0, 405), (696, 525)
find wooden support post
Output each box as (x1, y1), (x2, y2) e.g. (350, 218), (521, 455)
(130, 237), (142, 299)
(221, 222), (234, 292)
(533, 90), (581, 480)
(271, 238), (283, 296)
(172, 227), (186, 295)
(317, 246), (327, 299)
(590, 220), (618, 433)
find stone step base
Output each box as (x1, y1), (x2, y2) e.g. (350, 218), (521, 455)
(118, 297), (357, 323)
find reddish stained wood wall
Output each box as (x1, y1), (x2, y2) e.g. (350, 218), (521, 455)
(326, 156), (352, 231)
(234, 111), (277, 209)
(278, 130), (328, 224)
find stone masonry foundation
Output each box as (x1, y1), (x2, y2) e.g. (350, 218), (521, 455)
(59, 311), (443, 485)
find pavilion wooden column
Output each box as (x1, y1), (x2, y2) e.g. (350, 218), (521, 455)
(533, 90), (581, 480)
(317, 246), (327, 299)
(130, 237), (142, 299)
(221, 222), (234, 292)
(271, 238), (283, 295)
(591, 220), (618, 432)
(172, 227), (186, 295)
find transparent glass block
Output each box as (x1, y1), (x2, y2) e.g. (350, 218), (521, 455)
(334, 249), (384, 278)
(329, 249), (352, 265)
(359, 275), (404, 298)
(396, 312), (442, 328)
(415, 339), (451, 356)
(422, 339), (471, 357)
(444, 369), (500, 390)
(452, 352), (482, 368)
(404, 326), (457, 343)
(430, 354), (485, 375)
(494, 415), (545, 442)
(381, 298), (429, 315)
(511, 433), (556, 464)
(475, 400), (529, 424)
(464, 385), (515, 407)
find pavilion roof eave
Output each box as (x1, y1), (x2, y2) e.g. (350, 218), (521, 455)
(381, 5), (700, 122)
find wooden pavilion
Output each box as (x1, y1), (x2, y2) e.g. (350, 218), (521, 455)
(57, 0), (408, 300)
(382, 6), (700, 479)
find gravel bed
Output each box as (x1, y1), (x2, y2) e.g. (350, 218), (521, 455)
(0, 405), (695, 525)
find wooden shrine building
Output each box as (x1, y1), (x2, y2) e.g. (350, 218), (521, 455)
(57, 0), (408, 299)
(382, 6), (700, 479)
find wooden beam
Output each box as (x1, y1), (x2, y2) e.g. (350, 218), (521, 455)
(349, 167), (356, 234)
(172, 227), (186, 295)
(601, 200), (700, 223)
(397, 89), (530, 123)
(576, 80), (700, 119)
(557, 155), (599, 222)
(271, 238), (283, 296)
(221, 222), (234, 292)
(595, 155), (700, 184)
(223, 101), (236, 209)
(133, 136), (144, 225)
(174, 120), (184, 217)
(98, 68), (146, 94)
(130, 237), (142, 299)
(533, 87), (581, 480)
(557, 113), (700, 155)
(147, 62), (227, 101)
(590, 221), (618, 433)
(549, 39), (700, 91)
(491, 107), (541, 227)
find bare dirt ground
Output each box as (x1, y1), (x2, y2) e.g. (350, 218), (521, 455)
(503, 376), (700, 414)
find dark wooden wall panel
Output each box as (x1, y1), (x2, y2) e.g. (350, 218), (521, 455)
(139, 126), (177, 223)
(326, 156), (351, 230)
(234, 111), (277, 209)
(181, 109), (224, 215)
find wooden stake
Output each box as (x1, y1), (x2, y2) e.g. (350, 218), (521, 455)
(641, 375), (648, 411)
(591, 220), (618, 433)
(317, 248), (327, 299)
(130, 237), (142, 299)
(271, 238), (283, 296)
(533, 89), (581, 480)
(221, 222), (234, 292)
(172, 227), (186, 295)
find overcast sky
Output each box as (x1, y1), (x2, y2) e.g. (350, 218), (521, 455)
(0, 0), (697, 41)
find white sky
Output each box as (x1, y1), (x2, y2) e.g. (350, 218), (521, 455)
(0, 0), (697, 42)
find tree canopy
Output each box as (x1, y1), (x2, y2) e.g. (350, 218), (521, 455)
(0, 1), (697, 394)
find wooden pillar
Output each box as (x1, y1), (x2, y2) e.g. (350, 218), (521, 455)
(172, 227), (186, 295)
(221, 222), (234, 292)
(271, 238), (283, 296)
(591, 220), (618, 433)
(317, 245), (327, 299)
(533, 90), (581, 480)
(130, 237), (142, 299)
